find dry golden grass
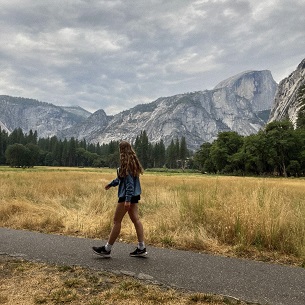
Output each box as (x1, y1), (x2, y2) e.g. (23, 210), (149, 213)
(0, 255), (244, 305)
(0, 166), (305, 265)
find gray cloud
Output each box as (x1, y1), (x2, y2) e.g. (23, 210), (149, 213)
(0, 0), (304, 114)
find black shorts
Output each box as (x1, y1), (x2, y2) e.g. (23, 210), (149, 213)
(118, 195), (141, 204)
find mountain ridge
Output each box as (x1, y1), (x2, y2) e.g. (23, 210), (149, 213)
(268, 58), (305, 125)
(0, 69), (277, 150)
(57, 69), (278, 150)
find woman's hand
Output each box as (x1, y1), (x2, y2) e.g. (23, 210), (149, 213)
(124, 201), (131, 211)
(105, 185), (110, 190)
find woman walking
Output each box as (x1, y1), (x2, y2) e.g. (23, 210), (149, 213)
(92, 141), (147, 257)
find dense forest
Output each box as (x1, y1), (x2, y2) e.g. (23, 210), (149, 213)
(0, 128), (191, 170)
(1, 117), (305, 177)
(194, 119), (305, 177)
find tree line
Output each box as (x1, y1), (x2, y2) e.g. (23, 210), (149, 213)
(0, 128), (191, 169)
(194, 120), (305, 177)
(1, 117), (305, 177)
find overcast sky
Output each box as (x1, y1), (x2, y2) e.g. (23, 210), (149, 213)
(0, 0), (304, 115)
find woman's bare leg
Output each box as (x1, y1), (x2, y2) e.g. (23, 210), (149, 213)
(128, 204), (144, 242)
(108, 203), (127, 245)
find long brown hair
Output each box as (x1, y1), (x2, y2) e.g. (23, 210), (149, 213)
(118, 141), (144, 177)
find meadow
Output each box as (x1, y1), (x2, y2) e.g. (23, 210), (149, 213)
(0, 166), (304, 265)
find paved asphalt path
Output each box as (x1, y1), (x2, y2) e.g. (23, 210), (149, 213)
(1, 228), (305, 305)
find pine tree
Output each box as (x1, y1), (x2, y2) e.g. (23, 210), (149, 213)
(154, 139), (166, 167)
(134, 131), (149, 168)
(27, 129), (38, 144)
(9, 128), (25, 145)
(68, 137), (77, 166)
(179, 136), (188, 169)
(61, 139), (68, 166)
(166, 139), (176, 168)
(0, 127), (7, 164)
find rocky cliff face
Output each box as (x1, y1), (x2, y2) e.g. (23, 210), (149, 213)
(0, 121), (10, 133)
(215, 70), (277, 112)
(269, 58), (305, 125)
(81, 70), (277, 150)
(0, 96), (90, 138)
(0, 69), (277, 150)
(58, 109), (112, 140)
